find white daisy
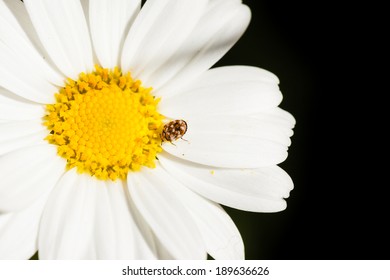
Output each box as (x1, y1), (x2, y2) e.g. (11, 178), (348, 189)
(0, 0), (295, 260)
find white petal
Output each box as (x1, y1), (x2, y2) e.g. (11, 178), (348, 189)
(162, 115), (290, 168)
(95, 180), (157, 259)
(0, 133), (47, 157)
(0, 1), (29, 40)
(0, 37), (58, 103)
(185, 114), (292, 146)
(0, 0), (64, 86)
(153, 1), (251, 97)
(89, 0), (140, 68)
(0, 89), (45, 120)
(39, 171), (157, 259)
(187, 203), (244, 260)
(153, 239), (175, 260)
(160, 66), (282, 117)
(0, 120), (47, 156)
(0, 144), (65, 213)
(163, 135), (286, 169)
(38, 170), (96, 259)
(159, 154), (294, 212)
(191, 64), (279, 85)
(250, 107), (296, 138)
(0, 120), (45, 143)
(127, 166), (206, 259)
(0, 1), (62, 103)
(121, 0), (209, 84)
(24, 0), (94, 79)
(251, 107), (296, 129)
(156, 164), (244, 259)
(0, 192), (49, 260)
(2, 0), (45, 54)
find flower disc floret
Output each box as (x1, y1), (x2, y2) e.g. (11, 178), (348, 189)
(44, 66), (163, 181)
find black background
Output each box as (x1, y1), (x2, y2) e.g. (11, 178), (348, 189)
(218, 1), (388, 259)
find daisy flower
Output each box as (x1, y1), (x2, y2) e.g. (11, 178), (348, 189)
(0, 0), (295, 260)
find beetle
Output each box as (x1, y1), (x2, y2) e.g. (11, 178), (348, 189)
(161, 120), (187, 143)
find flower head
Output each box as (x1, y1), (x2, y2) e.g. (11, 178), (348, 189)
(0, 0), (295, 259)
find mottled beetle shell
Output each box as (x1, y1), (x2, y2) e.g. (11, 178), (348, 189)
(161, 120), (187, 142)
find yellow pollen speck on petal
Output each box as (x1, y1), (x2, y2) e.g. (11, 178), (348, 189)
(44, 65), (164, 181)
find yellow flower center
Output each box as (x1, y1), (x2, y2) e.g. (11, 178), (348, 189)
(43, 65), (163, 181)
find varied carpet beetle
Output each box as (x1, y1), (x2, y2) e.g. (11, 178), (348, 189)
(161, 120), (187, 143)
